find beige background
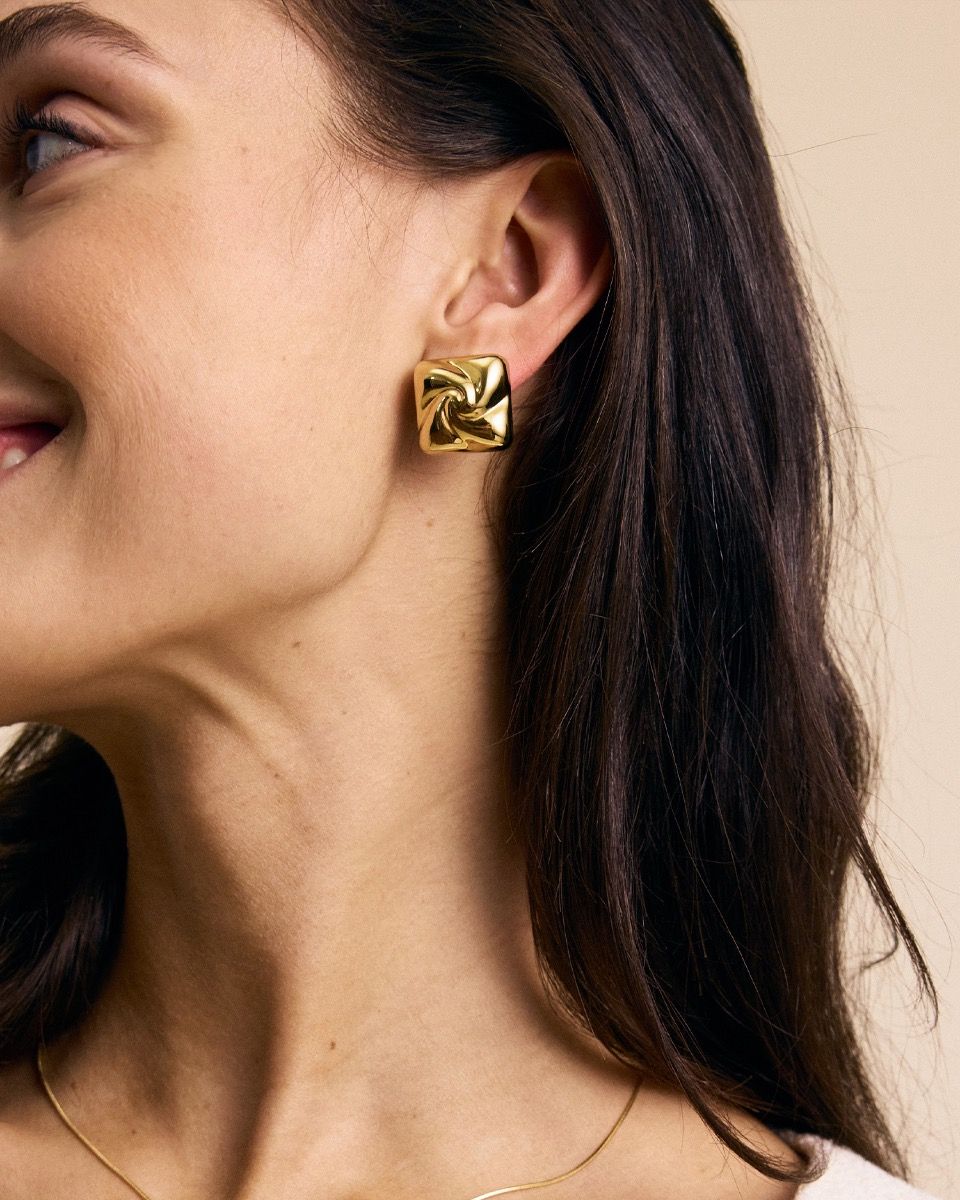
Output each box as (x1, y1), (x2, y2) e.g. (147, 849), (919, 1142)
(717, 2), (959, 1195)
(1, 0), (958, 1195)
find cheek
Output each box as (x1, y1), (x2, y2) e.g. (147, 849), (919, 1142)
(0, 156), (404, 686)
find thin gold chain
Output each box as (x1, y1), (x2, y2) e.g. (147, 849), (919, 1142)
(37, 1043), (155, 1200)
(36, 1043), (641, 1200)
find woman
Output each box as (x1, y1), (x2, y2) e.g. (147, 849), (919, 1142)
(0, 0), (941, 1196)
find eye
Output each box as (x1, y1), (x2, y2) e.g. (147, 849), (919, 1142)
(0, 97), (105, 195)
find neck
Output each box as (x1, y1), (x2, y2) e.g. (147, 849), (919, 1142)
(39, 552), (638, 1198)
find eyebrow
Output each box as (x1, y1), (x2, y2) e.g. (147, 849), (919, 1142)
(0, 3), (173, 74)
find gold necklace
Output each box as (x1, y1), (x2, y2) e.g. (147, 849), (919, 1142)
(36, 1043), (641, 1200)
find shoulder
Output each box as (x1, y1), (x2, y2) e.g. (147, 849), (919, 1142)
(777, 1131), (945, 1200)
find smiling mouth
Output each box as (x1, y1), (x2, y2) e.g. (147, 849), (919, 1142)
(0, 422), (64, 472)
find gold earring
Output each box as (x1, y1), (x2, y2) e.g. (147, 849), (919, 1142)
(413, 354), (513, 453)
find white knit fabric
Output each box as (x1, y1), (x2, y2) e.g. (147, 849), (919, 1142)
(776, 1131), (944, 1198)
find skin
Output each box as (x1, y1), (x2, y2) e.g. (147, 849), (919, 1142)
(0, 1), (807, 1196)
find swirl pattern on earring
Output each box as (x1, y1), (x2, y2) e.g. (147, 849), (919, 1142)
(413, 354), (513, 453)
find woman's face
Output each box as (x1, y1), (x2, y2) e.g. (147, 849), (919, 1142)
(0, 0), (458, 720)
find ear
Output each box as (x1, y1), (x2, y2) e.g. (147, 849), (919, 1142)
(422, 152), (612, 394)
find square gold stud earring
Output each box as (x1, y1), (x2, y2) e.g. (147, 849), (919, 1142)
(413, 355), (513, 453)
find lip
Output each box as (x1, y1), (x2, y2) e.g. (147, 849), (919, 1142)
(0, 393), (71, 431)
(0, 422), (65, 483)
(0, 390), (71, 482)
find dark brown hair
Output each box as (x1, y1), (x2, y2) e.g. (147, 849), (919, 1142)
(0, 0), (938, 1188)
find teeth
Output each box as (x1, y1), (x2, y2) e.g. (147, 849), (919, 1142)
(1, 447), (30, 470)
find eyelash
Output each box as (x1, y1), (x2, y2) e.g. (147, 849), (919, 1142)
(0, 96), (103, 192)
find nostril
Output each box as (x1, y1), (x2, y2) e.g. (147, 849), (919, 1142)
(0, 421), (63, 469)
